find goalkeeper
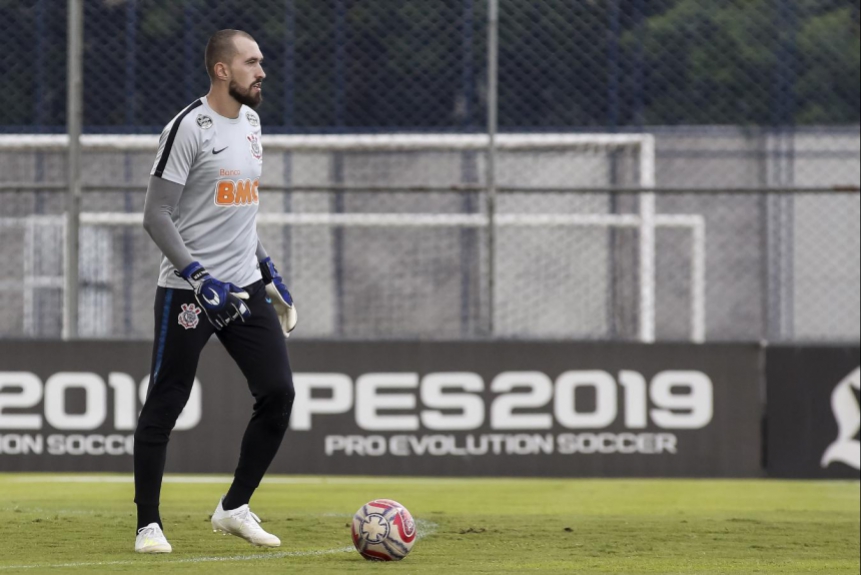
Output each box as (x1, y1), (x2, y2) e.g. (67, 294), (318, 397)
(133, 30), (297, 554)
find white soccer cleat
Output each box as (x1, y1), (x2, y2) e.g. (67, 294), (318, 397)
(135, 523), (172, 554)
(211, 498), (281, 548)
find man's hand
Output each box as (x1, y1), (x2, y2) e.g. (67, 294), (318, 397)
(259, 257), (298, 338)
(177, 262), (251, 330)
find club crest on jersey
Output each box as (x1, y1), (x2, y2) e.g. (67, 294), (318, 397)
(247, 133), (262, 161)
(178, 303), (202, 330)
(197, 115), (213, 130)
(246, 111), (260, 127)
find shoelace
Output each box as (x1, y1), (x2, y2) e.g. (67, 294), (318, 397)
(233, 508), (264, 530)
(137, 525), (162, 539)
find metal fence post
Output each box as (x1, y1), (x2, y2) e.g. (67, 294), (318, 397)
(633, 0), (645, 127)
(64, 0), (83, 340)
(333, 0), (347, 336)
(35, 0), (47, 131)
(183, 1), (194, 104)
(767, 0), (799, 342)
(460, 0), (478, 337)
(607, 0), (621, 130)
(639, 137), (657, 344)
(282, 0), (296, 287)
(123, 0), (138, 335)
(486, 0), (499, 337)
(125, 0), (137, 127)
(284, 0), (296, 129)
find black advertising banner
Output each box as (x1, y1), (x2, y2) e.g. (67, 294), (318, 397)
(0, 341), (762, 477)
(766, 346), (861, 479)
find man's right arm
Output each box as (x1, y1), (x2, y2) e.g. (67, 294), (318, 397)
(142, 175), (194, 271)
(147, 104), (202, 271)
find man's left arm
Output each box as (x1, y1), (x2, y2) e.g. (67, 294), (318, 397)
(257, 240), (298, 337)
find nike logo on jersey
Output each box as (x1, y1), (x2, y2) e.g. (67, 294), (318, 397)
(202, 288), (221, 307)
(213, 146), (229, 155)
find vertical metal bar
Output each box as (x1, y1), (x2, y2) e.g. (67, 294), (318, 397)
(768, 193), (780, 340)
(282, 152), (293, 286)
(781, 0), (797, 340)
(281, 0), (296, 285)
(284, 0), (296, 129)
(639, 136), (656, 343)
(772, 2), (787, 341)
(770, 0), (798, 341)
(183, 1), (194, 103)
(607, 172), (620, 339)
(24, 222), (35, 336)
(64, 0), (84, 340)
(35, 0), (47, 131)
(691, 218), (707, 344)
(461, 153), (479, 337)
(606, 0), (621, 339)
(125, 0), (137, 127)
(782, 187), (796, 340)
(122, 0), (138, 336)
(462, 0), (476, 128)
(760, 193), (771, 343)
(333, 0), (347, 336)
(633, 0), (645, 127)
(607, 0), (621, 130)
(460, 0), (477, 337)
(332, 155), (345, 337)
(633, 0), (652, 342)
(33, 0), (50, 332)
(777, 194), (795, 341)
(122, 154), (135, 336)
(486, 0), (499, 337)
(33, 153), (45, 335)
(757, 130), (771, 342)
(33, 0), (47, 337)
(335, 0), (346, 128)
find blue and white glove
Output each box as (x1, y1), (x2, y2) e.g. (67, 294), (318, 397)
(259, 257), (298, 337)
(176, 261), (251, 330)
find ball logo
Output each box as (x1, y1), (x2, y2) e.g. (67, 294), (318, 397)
(397, 509), (417, 541)
(178, 303), (202, 330)
(821, 367), (861, 471)
(196, 115), (213, 129)
(246, 111), (259, 127)
(361, 514), (390, 543)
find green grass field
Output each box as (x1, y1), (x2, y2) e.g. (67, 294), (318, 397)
(0, 475), (857, 574)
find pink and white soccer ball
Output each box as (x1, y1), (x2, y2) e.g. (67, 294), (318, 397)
(351, 499), (417, 561)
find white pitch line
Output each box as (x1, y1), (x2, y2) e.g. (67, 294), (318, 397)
(0, 547), (354, 571)
(0, 520), (438, 571)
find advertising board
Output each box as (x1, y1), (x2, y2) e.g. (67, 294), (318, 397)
(0, 341), (762, 477)
(766, 346), (860, 479)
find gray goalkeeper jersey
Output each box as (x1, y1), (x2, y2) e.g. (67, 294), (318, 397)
(150, 96), (263, 289)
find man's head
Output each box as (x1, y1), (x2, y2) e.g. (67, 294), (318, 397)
(205, 30), (265, 109)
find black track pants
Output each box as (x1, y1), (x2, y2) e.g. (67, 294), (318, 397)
(134, 281), (294, 515)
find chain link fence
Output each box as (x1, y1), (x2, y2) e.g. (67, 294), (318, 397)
(1, 139), (858, 342)
(0, 0), (859, 342)
(4, 1), (859, 132)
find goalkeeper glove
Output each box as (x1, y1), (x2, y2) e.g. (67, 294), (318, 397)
(176, 261), (251, 330)
(259, 257), (298, 337)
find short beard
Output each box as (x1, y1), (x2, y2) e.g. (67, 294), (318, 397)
(229, 80), (262, 109)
